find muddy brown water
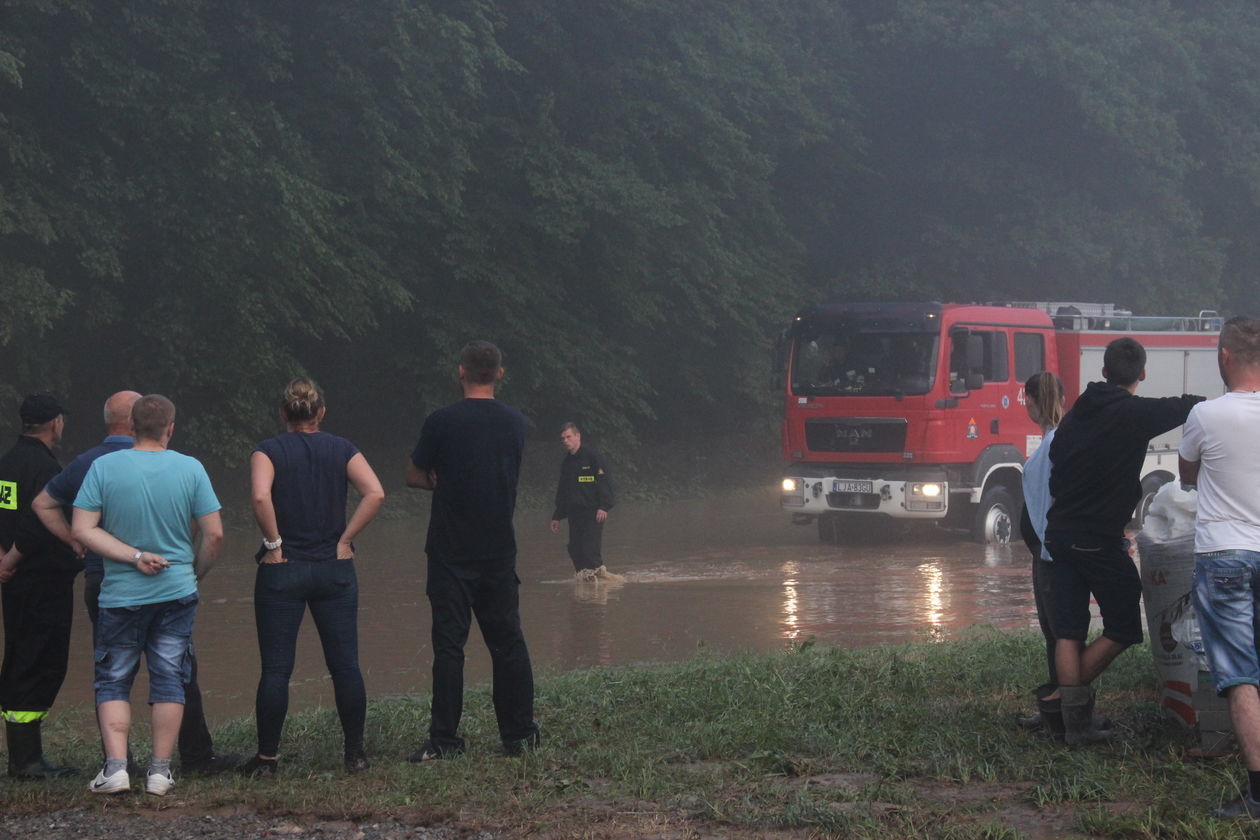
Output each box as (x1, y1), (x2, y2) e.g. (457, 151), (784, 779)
(49, 490), (1040, 724)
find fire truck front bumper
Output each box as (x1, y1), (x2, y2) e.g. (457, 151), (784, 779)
(780, 471), (949, 520)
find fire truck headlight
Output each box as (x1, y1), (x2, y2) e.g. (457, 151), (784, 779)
(780, 477), (805, 507)
(911, 483), (942, 498)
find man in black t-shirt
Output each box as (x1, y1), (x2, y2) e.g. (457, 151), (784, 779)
(405, 341), (539, 760)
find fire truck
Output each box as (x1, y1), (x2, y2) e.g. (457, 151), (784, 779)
(776, 302), (1223, 544)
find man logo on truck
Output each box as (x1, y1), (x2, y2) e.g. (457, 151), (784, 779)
(832, 426), (872, 447)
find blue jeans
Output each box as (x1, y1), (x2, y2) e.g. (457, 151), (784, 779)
(1194, 549), (1260, 695)
(93, 594), (197, 705)
(253, 559), (364, 756)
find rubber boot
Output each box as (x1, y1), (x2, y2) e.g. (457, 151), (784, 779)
(1033, 684), (1066, 739)
(1059, 685), (1113, 746)
(6, 720), (77, 779)
(1016, 683), (1054, 731)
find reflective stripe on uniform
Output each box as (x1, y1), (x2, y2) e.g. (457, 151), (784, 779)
(1, 710), (48, 724)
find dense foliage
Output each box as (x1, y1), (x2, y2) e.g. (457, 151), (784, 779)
(1, 1), (1256, 458)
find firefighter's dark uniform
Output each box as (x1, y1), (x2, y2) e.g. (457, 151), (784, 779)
(0, 434), (80, 778)
(551, 446), (615, 573)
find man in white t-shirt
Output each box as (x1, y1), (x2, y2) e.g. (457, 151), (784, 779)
(1179, 316), (1260, 820)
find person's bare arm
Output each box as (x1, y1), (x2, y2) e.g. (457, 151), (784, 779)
(71, 507), (169, 575)
(33, 489), (84, 558)
(0, 546), (21, 583)
(250, 450), (285, 563)
(192, 510), (224, 581)
(1179, 455), (1201, 487)
(339, 453), (385, 558)
(405, 458), (435, 491)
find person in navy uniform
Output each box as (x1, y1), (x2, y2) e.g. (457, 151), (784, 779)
(0, 393), (78, 779)
(549, 422), (619, 581)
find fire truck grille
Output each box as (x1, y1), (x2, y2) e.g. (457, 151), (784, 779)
(805, 418), (908, 453)
(826, 492), (881, 509)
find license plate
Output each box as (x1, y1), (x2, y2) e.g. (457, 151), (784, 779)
(833, 480), (873, 494)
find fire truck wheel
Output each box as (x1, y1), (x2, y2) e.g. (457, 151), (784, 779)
(972, 486), (1016, 545)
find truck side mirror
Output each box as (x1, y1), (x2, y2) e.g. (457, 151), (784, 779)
(965, 334), (984, 374)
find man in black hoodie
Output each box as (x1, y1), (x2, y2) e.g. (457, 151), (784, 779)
(1045, 337), (1203, 745)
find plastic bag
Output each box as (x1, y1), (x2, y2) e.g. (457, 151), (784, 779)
(1142, 482), (1198, 542)
(1166, 591), (1209, 669)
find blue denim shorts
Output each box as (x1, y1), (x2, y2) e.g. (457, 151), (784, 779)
(1193, 550), (1260, 696)
(93, 593), (198, 705)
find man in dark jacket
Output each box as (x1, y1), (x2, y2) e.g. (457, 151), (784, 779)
(0, 393), (78, 778)
(549, 422), (618, 580)
(1045, 337), (1203, 745)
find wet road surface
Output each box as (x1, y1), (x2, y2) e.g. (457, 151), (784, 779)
(49, 490), (1040, 722)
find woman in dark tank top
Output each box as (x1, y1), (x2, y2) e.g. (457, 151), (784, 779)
(239, 378), (385, 777)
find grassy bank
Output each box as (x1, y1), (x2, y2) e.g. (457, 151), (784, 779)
(4, 631), (1249, 838)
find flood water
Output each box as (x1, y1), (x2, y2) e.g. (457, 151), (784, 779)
(50, 490), (1041, 724)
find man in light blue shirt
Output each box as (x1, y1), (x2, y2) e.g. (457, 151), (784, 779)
(71, 394), (222, 797)
(33, 390), (237, 776)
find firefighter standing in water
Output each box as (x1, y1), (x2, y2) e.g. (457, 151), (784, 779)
(550, 423), (621, 581)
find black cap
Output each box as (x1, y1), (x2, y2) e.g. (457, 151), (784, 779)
(19, 393), (68, 425)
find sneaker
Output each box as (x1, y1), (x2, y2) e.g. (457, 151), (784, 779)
(181, 751), (241, 776)
(1213, 791), (1260, 819)
(407, 739), (462, 763)
(88, 766), (130, 795)
(237, 754), (278, 778)
(145, 770), (174, 796)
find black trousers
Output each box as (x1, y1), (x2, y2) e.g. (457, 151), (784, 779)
(84, 572), (215, 763)
(0, 570), (76, 714)
(425, 557), (536, 751)
(566, 509), (604, 572)
(1029, 546), (1059, 686)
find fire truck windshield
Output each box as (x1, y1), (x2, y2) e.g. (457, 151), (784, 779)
(790, 328), (939, 397)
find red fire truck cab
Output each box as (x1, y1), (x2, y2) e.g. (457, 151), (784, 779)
(777, 301), (1222, 544)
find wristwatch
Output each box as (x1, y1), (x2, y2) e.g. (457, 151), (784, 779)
(133, 550), (143, 563)
(263, 536), (283, 551)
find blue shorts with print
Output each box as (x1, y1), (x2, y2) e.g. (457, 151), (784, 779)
(1193, 550), (1260, 696)
(93, 594), (197, 706)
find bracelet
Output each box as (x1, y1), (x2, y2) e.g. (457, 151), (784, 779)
(133, 550), (143, 564)
(262, 536), (283, 551)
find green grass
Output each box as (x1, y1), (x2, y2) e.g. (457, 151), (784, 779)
(7, 630), (1258, 838)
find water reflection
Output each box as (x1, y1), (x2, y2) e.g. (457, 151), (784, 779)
(43, 492), (1040, 723)
(919, 561), (944, 634)
(780, 559), (801, 641)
